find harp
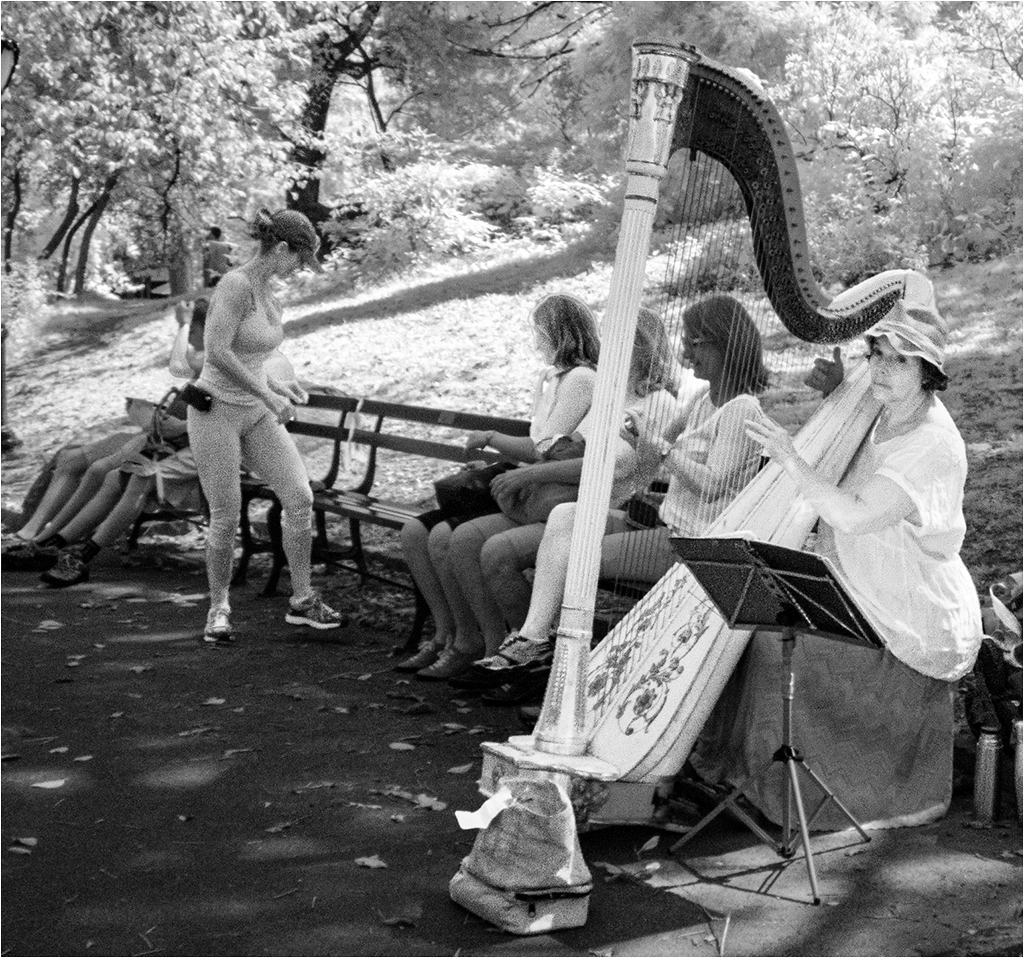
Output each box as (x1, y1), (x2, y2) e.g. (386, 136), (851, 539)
(478, 40), (934, 825)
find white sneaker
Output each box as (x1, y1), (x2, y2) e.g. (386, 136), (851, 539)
(204, 607), (233, 644)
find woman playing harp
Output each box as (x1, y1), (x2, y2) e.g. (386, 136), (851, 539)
(682, 302), (983, 830)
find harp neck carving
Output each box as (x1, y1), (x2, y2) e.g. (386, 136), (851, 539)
(636, 40), (903, 342)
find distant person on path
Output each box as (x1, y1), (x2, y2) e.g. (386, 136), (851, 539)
(203, 226), (234, 288)
(188, 207), (341, 644)
(690, 294), (984, 829)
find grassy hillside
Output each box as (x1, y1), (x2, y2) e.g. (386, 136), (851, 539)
(2, 248), (1020, 591)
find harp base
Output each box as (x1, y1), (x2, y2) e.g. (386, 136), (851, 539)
(479, 738), (672, 829)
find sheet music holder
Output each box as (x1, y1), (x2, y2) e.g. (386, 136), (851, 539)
(666, 534), (881, 905)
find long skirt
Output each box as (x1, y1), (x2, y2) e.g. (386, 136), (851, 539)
(689, 635), (954, 831)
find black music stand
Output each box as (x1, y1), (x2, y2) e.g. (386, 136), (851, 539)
(667, 535), (882, 905)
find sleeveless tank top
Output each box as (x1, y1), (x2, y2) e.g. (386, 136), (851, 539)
(197, 282), (285, 407)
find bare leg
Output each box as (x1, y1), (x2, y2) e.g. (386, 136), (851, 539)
(519, 503), (578, 641)
(18, 433), (139, 539)
(55, 469), (129, 544)
(33, 435), (148, 540)
(16, 451), (91, 540)
(479, 522), (547, 634)
(401, 518), (455, 650)
(429, 522), (485, 657)
(90, 474), (157, 548)
(444, 513), (519, 656)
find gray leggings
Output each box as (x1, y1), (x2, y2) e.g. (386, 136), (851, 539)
(188, 402), (313, 612)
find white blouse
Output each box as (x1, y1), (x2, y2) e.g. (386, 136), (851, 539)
(823, 399), (982, 681)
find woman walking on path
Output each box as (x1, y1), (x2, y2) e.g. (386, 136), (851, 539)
(189, 207), (341, 644)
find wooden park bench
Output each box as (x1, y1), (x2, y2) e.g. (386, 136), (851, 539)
(234, 390), (531, 652)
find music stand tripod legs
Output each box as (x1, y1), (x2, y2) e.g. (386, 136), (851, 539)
(670, 630), (871, 905)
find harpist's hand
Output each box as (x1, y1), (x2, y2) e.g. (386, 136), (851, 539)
(804, 346), (844, 397)
(745, 415), (797, 465)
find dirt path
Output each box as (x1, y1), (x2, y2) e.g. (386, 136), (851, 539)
(3, 554), (1021, 958)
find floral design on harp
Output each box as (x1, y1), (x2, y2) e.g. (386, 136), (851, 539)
(613, 604), (713, 738)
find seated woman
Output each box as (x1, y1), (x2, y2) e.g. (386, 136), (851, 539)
(467, 295), (770, 684)
(398, 293), (601, 680)
(4, 302), (209, 585)
(436, 307), (692, 687)
(689, 298), (983, 830)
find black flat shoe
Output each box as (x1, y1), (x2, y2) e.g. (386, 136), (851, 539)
(480, 668), (551, 705)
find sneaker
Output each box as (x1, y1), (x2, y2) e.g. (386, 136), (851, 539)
(204, 607), (233, 644)
(416, 648), (477, 682)
(476, 631), (555, 672)
(394, 643), (442, 673)
(2, 540), (59, 572)
(285, 592), (344, 630)
(40, 545), (89, 588)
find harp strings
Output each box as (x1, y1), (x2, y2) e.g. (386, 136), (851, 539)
(590, 84), (814, 719)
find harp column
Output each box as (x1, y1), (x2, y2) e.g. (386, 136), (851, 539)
(533, 42), (697, 756)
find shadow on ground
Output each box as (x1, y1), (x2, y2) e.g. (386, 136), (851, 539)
(2, 552), (1021, 958)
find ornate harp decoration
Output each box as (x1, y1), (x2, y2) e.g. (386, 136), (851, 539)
(479, 40), (932, 824)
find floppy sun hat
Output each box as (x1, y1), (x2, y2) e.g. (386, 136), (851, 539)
(868, 302), (947, 373)
(270, 210), (323, 273)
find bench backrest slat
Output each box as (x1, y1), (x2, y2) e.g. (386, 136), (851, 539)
(291, 391), (531, 493)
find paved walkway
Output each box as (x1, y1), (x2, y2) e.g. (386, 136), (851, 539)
(2, 555), (1021, 957)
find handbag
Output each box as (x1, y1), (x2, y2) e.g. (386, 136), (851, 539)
(432, 461), (515, 521)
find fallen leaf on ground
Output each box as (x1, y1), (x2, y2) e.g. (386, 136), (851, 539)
(448, 763), (474, 775)
(265, 821), (296, 834)
(378, 901), (423, 927)
(31, 779), (65, 789)
(402, 702), (435, 715)
(638, 835), (659, 853)
(178, 726), (219, 738)
(355, 854), (388, 868)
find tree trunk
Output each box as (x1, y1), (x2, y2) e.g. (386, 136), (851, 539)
(39, 176), (81, 260)
(3, 163), (22, 274)
(167, 231), (194, 326)
(288, 1), (381, 224)
(71, 171), (119, 294)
